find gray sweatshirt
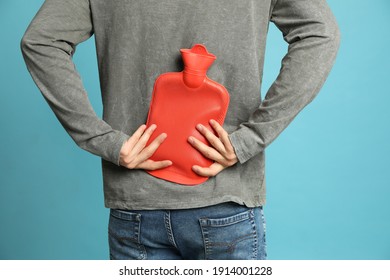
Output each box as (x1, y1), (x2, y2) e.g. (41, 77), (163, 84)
(21, 0), (340, 210)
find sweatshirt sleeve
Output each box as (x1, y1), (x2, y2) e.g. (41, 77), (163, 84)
(228, 0), (341, 164)
(20, 0), (129, 166)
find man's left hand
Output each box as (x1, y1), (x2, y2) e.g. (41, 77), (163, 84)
(188, 119), (238, 177)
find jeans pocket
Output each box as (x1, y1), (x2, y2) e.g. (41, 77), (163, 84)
(199, 209), (258, 260)
(108, 209), (146, 260)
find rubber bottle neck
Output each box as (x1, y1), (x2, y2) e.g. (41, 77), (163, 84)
(183, 67), (207, 88)
(180, 44), (216, 89)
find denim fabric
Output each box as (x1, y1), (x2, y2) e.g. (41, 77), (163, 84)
(108, 202), (267, 260)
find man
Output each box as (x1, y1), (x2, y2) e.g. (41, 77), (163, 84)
(21, 0), (340, 260)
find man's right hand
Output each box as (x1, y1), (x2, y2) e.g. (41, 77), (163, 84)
(119, 124), (172, 170)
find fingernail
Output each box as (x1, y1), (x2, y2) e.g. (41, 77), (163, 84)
(150, 124), (157, 130)
(188, 136), (194, 143)
(210, 119), (216, 125)
(196, 124), (203, 130)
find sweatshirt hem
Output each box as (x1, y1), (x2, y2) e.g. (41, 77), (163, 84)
(104, 197), (266, 211)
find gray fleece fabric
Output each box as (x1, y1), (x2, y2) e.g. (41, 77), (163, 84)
(21, 0), (340, 210)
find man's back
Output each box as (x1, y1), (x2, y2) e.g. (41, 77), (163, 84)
(21, 0), (340, 210)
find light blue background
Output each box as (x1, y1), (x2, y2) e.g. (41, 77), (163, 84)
(1, 0), (389, 260)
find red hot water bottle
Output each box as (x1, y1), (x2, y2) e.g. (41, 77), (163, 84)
(145, 44), (230, 185)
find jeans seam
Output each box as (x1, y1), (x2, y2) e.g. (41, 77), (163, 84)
(260, 207), (267, 259)
(164, 211), (178, 249)
(137, 215), (147, 260)
(199, 220), (210, 260)
(250, 209), (258, 260)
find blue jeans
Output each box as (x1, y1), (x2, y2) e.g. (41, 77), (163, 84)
(108, 202), (267, 260)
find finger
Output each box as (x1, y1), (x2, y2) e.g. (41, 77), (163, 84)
(137, 159), (172, 171)
(188, 136), (225, 163)
(136, 133), (168, 163)
(124, 124), (147, 152)
(130, 124), (157, 156)
(192, 162), (224, 177)
(196, 124), (226, 154)
(209, 119), (234, 153)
